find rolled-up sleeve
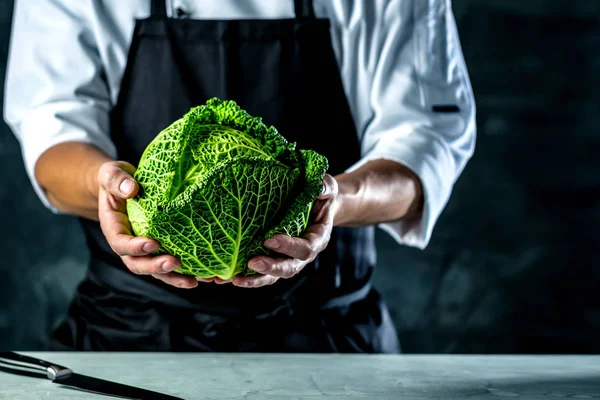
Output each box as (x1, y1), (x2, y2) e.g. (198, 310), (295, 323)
(3, 0), (117, 213)
(326, 0), (476, 249)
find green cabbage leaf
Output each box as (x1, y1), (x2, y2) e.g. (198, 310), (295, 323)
(126, 98), (328, 280)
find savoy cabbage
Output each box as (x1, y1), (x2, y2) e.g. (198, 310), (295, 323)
(126, 98), (328, 280)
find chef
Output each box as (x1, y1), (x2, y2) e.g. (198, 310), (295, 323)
(4, 0), (476, 353)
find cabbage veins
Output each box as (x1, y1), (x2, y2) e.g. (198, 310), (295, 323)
(126, 98), (328, 280)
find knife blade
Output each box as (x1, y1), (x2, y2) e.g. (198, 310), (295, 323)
(0, 351), (184, 400)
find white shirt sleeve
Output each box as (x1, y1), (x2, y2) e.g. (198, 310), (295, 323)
(322, 0), (476, 249)
(3, 0), (117, 214)
(4, 0), (475, 250)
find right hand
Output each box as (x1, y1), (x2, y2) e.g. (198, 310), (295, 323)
(97, 161), (199, 289)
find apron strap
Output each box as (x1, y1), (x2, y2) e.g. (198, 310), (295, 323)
(294, 0), (315, 19)
(151, 0), (167, 17)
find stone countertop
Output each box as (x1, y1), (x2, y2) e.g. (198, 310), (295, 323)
(2, 352), (600, 399)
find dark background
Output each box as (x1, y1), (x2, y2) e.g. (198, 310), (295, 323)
(1, 0), (598, 353)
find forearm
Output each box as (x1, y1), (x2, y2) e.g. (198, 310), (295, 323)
(333, 159), (423, 227)
(35, 142), (114, 220)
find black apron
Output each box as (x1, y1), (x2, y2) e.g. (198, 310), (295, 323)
(49, 0), (400, 354)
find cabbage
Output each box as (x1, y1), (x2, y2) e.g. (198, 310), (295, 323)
(126, 98), (328, 280)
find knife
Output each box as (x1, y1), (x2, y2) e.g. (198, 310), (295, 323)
(0, 351), (184, 400)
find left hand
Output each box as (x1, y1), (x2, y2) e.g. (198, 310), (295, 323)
(216, 174), (338, 288)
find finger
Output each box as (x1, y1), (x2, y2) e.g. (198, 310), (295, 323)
(98, 190), (160, 256)
(309, 194), (336, 228)
(263, 234), (314, 261)
(109, 234), (161, 257)
(301, 221), (330, 244)
(152, 272), (198, 289)
(264, 219), (330, 259)
(315, 174), (338, 200)
(196, 277), (215, 283)
(248, 256), (303, 279)
(213, 277), (233, 284)
(99, 196), (159, 255)
(123, 254), (181, 275)
(232, 274), (279, 288)
(117, 161), (137, 176)
(310, 193), (337, 224)
(98, 161), (138, 199)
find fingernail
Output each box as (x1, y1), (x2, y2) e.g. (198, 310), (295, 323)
(143, 242), (158, 253)
(120, 179), (134, 195)
(162, 262), (178, 272)
(250, 261), (267, 272)
(264, 239), (279, 249)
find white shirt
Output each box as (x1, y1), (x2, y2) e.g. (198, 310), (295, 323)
(3, 0), (476, 249)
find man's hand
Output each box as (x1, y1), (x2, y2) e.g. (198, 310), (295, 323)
(97, 161), (199, 289)
(226, 174), (338, 288)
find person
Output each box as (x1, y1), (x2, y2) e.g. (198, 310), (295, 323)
(4, 0), (475, 353)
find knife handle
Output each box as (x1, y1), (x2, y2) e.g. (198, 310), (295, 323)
(0, 352), (72, 380)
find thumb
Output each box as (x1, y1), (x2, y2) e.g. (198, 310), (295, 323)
(98, 161), (138, 199)
(316, 174), (338, 200)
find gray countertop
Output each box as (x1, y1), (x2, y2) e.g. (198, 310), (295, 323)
(2, 352), (600, 399)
